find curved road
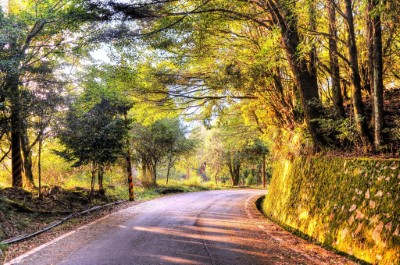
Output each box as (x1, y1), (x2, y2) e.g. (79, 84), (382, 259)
(7, 190), (353, 265)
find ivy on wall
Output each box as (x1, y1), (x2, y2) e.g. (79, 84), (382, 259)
(263, 156), (400, 264)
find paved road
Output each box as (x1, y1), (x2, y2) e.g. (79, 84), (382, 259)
(7, 190), (353, 265)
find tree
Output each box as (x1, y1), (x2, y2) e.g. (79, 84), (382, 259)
(83, 0), (400, 157)
(131, 118), (196, 186)
(326, 0), (345, 119)
(0, 0), (396, 194)
(73, 63), (165, 200)
(369, 0), (384, 149)
(163, 119), (197, 184)
(343, 0), (371, 148)
(0, 0), (97, 187)
(224, 150), (242, 186)
(203, 129), (225, 185)
(204, 103), (268, 186)
(123, 110), (135, 201)
(58, 98), (128, 195)
(242, 139), (269, 188)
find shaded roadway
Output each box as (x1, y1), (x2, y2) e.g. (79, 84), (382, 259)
(7, 189), (353, 265)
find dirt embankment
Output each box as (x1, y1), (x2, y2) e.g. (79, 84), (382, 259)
(0, 186), (117, 242)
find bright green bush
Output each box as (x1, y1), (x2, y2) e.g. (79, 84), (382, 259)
(263, 156), (400, 264)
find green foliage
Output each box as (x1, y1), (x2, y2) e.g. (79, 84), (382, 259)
(131, 118), (197, 186)
(57, 98), (128, 168)
(181, 176), (203, 188)
(315, 117), (361, 149)
(0, 0), (94, 84)
(0, 243), (8, 251)
(263, 156), (400, 264)
(101, 0), (400, 153)
(0, 0), (110, 188)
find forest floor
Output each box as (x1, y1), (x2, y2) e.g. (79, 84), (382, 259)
(0, 185), (207, 262)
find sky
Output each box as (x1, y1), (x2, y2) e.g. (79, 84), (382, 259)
(0, 0), (7, 13)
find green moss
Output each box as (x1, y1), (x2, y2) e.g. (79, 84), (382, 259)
(262, 156), (400, 265)
(0, 243), (8, 251)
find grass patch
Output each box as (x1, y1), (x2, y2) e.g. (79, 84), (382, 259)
(0, 243), (8, 251)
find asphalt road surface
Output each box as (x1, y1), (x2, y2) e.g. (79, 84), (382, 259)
(7, 190), (353, 265)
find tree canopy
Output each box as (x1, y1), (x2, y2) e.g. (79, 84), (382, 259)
(0, 0), (399, 191)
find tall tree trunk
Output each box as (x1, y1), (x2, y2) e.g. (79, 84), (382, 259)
(327, 0), (345, 118)
(227, 153), (234, 185)
(256, 168), (259, 186)
(98, 166), (104, 194)
(262, 153), (266, 189)
(166, 166), (170, 185)
(141, 161), (155, 187)
(150, 163), (157, 185)
(370, 0), (384, 149)
(6, 21), (45, 187)
(9, 74), (23, 187)
(166, 157), (172, 185)
(266, 0), (326, 149)
(308, 0), (318, 87)
(227, 151), (240, 186)
(123, 111), (134, 201)
(20, 121), (35, 188)
(142, 162), (148, 185)
(365, 0), (374, 130)
(229, 166), (240, 186)
(342, 80), (350, 101)
(344, 0), (371, 148)
(38, 136), (43, 198)
(89, 162), (96, 199)
(125, 150), (134, 201)
(366, 2), (374, 95)
(7, 23), (45, 187)
(233, 161), (240, 186)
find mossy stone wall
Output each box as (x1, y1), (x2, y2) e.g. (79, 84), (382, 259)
(262, 156), (399, 264)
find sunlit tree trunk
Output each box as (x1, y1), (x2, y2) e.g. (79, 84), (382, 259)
(227, 151), (240, 186)
(150, 163), (157, 186)
(7, 19), (46, 187)
(125, 150), (134, 201)
(166, 156), (172, 185)
(366, 2), (374, 95)
(123, 111), (134, 200)
(38, 135), (43, 198)
(327, 0), (345, 118)
(4, 45), (23, 187)
(308, 0), (318, 93)
(266, 0), (326, 149)
(262, 153), (266, 189)
(344, 0), (371, 148)
(98, 166), (105, 194)
(370, 0), (384, 149)
(89, 162), (96, 199)
(20, 121), (35, 188)
(141, 161), (155, 187)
